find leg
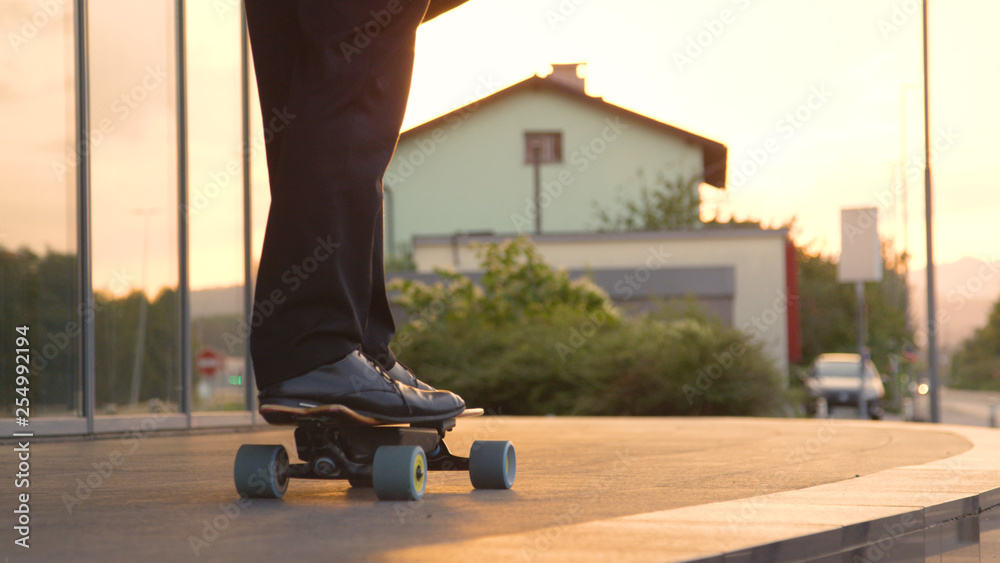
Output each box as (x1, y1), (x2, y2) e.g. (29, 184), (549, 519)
(361, 203), (397, 369)
(248, 0), (429, 388)
(244, 0), (298, 180)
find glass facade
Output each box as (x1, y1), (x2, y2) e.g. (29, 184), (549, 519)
(0, 1), (79, 419)
(185, 1), (248, 412)
(89, 0), (180, 416)
(0, 0), (259, 433)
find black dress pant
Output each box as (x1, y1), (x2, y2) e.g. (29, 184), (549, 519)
(245, 0), (430, 388)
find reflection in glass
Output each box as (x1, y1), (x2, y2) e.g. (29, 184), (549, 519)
(0, 1), (79, 418)
(89, 0), (179, 415)
(186, 1), (247, 411)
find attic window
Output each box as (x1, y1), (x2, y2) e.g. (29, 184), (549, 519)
(524, 131), (562, 164)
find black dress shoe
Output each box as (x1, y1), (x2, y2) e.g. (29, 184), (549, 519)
(258, 351), (465, 424)
(385, 362), (437, 392)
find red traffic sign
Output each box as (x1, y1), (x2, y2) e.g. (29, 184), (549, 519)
(196, 348), (224, 377)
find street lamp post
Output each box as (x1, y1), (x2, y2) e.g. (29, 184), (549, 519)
(129, 207), (159, 406)
(922, 0), (941, 423)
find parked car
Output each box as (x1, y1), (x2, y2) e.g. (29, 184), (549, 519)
(804, 353), (885, 419)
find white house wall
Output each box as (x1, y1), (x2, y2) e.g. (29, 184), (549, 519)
(385, 88), (705, 254)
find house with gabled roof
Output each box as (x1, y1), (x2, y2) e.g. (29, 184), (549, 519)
(383, 65), (802, 378)
(383, 63), (727, 258)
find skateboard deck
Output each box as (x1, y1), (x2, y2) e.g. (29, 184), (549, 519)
(258, 402), (483, 427)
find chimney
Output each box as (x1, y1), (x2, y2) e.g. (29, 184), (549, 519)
(545, 63), (586, 93)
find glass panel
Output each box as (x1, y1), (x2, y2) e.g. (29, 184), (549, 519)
(0, 1), (79, 418)
(186, 1), (247, 411)
(88, 0), (179, 416)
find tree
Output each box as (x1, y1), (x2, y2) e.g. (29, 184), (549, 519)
(0, 247), (78, 414)
(949, 299), (1000, 390)
(594, 173), (702, 231)
(796, 244), (914, 376)
(92, 287), (179, 411)
(796, 247), (855, 361)
(0, 245), (186, 414)
(389, 235), (615, 329)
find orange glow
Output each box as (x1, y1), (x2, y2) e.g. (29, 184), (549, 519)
(2, 0), (999, 293)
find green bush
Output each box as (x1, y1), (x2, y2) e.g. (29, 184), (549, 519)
(389, 237), (786, 416)
(949, 299), (1000, 391)
(391, 236), (615, 327)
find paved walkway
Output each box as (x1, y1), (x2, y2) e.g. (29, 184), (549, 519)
(2, 417), (998, 561)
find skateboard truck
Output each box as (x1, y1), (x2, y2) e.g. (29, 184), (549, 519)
(288, 421), (467, 480)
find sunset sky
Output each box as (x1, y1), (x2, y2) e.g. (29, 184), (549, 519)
(1, 0), (997, 295)
(409, 0), (998, 271)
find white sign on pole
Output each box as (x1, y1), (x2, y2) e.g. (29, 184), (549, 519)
(838, 207), (882, 283)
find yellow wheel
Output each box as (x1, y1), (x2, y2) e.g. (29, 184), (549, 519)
(372, 446), (427, 501)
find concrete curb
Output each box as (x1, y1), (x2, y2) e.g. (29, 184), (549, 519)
(386, 421), (1000, 562)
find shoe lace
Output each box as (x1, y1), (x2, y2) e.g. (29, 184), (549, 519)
(361, 353), (413, 415)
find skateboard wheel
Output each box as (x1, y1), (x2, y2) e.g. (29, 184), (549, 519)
(372, 446), (426, 501)
(234, 444), (290, 499)
(469, 440), (516, 490)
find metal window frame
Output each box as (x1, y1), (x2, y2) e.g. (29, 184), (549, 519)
(74, 0), (95, 434)
(176, 0), (193, 427)
(10, 0), (259, 437)
(3, 0), (260, 437)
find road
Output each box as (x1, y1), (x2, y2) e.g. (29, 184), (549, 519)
(818, 386), (1000, 428)
(941, 386), (1000, 427)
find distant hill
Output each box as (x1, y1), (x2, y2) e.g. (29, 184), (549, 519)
(191, 286), (244, 319)
(909, 257), (1000, 356)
